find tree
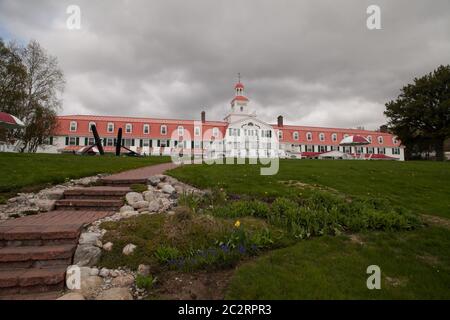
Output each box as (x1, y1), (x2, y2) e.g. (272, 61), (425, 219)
(0, 39), (27, 144)
(385, 65), (450, 161)
(0, 39), (65, 152)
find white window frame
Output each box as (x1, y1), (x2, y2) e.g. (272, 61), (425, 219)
(367, 135), (372, 143)
(161, 125), (167, 135)
(195, 126), (201, 136)
(378, 136), (384, 144)
(143, 124), (150, 135)
(212, 127), (219, 137)
(178, 126), (184, 136)
(107, 122), (114, 133)
(293, 131), (299, 140)
(306, 132), (312, 141)
(278, 130), (283, 140)
(125, 123), (132, 134)
(332, 133), (337, 142)
(88, 122), (96, 132)
(319, 133), (325, 141)
(392, 137), (398, 145)
(70, 121), (77, 132)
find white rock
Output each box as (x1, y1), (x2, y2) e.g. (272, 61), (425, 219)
(111, 275), (135, 287)
(137, 264), (151, 276)
(73, 245), (102, 267)
(125, 192), (144, 206)
(103, 242), (113, 251)
(120, 205), (134, 213)
(132, 200), (149, 210)
(89, 268), (100, 276)
(148, 199), (161, 212)
(122, 244), (137, 256)
(143, 191), (156, 202)
(43, 190), (65, 200)
(95, 287), (133, 300)
(147, 176), (161, 186)
(78, 232), (101, 246)
(120, 211), (138, 219)
(99, 268), (110, 277)
(162, 184), (176, 195)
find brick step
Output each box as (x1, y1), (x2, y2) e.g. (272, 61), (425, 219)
(0, 238), (77, 248)
(0, 267), (66, 297)
(0, 244), (76, 264)
(63, 186), (130, 200)
(0, 224), (82, 242)
(100, 178), (148, 186)
(0, 291), (61, 300)
(0, 257), (72, 270)
(55, 199), (123, 211)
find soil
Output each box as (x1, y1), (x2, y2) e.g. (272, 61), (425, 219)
(421, 214), (450, 229)
(149, 269), (235, 300)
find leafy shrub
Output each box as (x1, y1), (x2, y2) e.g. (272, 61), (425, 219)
(135, 274), (154, 290)
(154, 245), (180, 263)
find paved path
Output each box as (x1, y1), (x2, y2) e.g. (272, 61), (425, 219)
(103, 162), (178, 181)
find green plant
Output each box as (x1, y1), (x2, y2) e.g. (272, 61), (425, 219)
(130, 184), (148, 193)
(154, 245), (180, 263)
(135, 274), (154, 290)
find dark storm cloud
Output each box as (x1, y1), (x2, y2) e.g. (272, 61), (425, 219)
(0, 0), (449, 129)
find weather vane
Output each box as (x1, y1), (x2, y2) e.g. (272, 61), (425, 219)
(238, 72), (241, 83)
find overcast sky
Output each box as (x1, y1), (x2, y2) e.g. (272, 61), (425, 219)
(0, 0), (449, 129)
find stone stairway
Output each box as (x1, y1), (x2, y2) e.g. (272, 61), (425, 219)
(0, 186), (129, 300)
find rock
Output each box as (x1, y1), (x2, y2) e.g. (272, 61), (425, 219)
(74, 245), (102, 267)
(174, 185), (185, 194)
(103, 242), (113, 252)
(119, 211), (138, 219)
(111, 275), (134, 287)
(78, 232), (101, 246)
(126, 192), (144, 206)
(44, 189), (65, 200)
(148, 199), (161, 212)
(147, 176), (161, 186)
(120, 205), (134, 213)
(159, 198), (172, 212)
(66, 266), (102, 299)
(57, 292), (85, 300)
(137, 264), (151, 276)
(162, 184), (176, 195)
(99, 268), (110, 277)
(143, 191), (156, 202)
(90, 268), (99, 276)
(122, 244), (137, 256)
(35, 199), (56, 212)
(95, 287), (133, 300)
(110, 270), (119, 278)
(132, 200), (149, 210)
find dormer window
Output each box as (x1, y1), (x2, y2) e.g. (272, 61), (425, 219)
(278, 130), (283, 140)
(367, 135), (372, 143)
(378, 136), (384, 144)
(332, 133), (337, 142)
(88, 122), (96, 132)
(107, 123), (114, 133)
(319, 133), (325, 141)
(125, 123), (132, 133)
(194, 126), (201, 136)
(213, 127), (219, 137)
(178, 126), (184, 136)
(143, 124), (150, 134)
(161, 125), (167, 135)
(392, 136), (398, 144)
(293, 132), (299, 140)
(70, 121), (77, 132)
(307, 132), (312, 141)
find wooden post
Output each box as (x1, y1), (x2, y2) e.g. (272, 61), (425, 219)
(91, 124), (105, 155)
(116, 128), (122, 156)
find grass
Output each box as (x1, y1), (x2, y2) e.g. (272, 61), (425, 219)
(169, 159), (450, 218)
(0, 153), (170, 203)
(226, 226), (450, 299)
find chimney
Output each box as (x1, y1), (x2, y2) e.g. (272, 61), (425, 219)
(201, 111), (206, 123)
(277, 115), (284, 127)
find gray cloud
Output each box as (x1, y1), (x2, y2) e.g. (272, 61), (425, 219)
(0, 0), (449, 129)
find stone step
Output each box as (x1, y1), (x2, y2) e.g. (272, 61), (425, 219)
(63, 186), (130, 200)
(55, 199), (123, 211)
(0, 224), (82, 242)
(0, 244), (76, 264)
(0, 267), (66, 296)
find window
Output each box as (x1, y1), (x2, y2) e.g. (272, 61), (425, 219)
(367, 135), (372, 143)
(107, 123), (114, 133)
(178, 126), (184, 136)
(332, 133), (337, 142)
(392, 136), (399, 145)
(378, 136), (384, 144)
(378, 147), (386, 154)
(344, 134), (349, 138)
(356, 146), (364, 154)
(88, 122), (96, 132)
(306, 145), (314, 152)
(106, 138), (114, 147)
(293, 132), (299, 140)
(392, 148), (401, 155)
(306, 132), (312, 141)
(160, 125), (167, 135)
(240, 106), (243, 112)
(70, 121), (77, 132)
(319, 145), (326, 153)
(87, 137), (95, 146)
(125, 123), (132, 133)
(68, 137), (78, 146)
(367, 147), (375, 154)
(319, 133), (325, 141)
(278, 130), (283, 140)
(143, 124), (150, 134)
(212, 127), (219, 137)
(142, 139), (150, 147)
(194, 126), (200, 136)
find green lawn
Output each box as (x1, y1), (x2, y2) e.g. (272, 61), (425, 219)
(167, 159), (450, 300)
(169, 160), (450, 218)
(0, 153), (170, 203)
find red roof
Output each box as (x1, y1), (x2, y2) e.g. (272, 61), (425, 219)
(235, 82), (244, 89)
(231, 95), (249, 103)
